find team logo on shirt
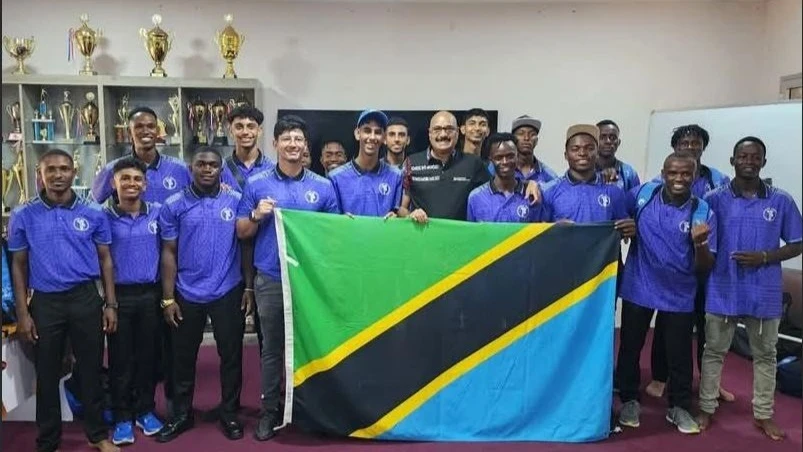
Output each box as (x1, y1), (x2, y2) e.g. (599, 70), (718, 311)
(679, 221), (690, 233)
(516, 204), (529, 219)
(378, 183), (390, 196)
(147, 220), (158, 235)
(220, 207), (235, 222)
(763, 207), (777, 222)
(162, 176), (177, 190)
(73, 217), (89, 232)
(597, 194), (611, 207)
(305, 190), (319, 204)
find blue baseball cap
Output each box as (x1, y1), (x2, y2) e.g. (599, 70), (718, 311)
(357, 109), (389, 129)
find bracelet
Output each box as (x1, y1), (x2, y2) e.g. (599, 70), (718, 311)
(244, 288), (254, 293)
(104, 303), (118, 310)
(161, 298), (176, 309)
(762, 251), (768, 265)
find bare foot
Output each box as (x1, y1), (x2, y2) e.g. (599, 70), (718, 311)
(645, 380), (665, 398)
(754, 418), (785, 441)
(718, 387), (735, 402)
(89, 439), (120, 452)
(696, 412), (712, 431)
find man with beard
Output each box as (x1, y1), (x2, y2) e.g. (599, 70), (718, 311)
(647, 124), (734, 402)
(329, 110), (402, 218)
(459, 108), (490, 158)
(236, 115), (338, 441)
(383, 116), (411, 169)
(9, 149), (119, 452)
(221, 106), (275, 192)
(467, 133), (545, 223)
(399, 111), (541, 223)
(596, 119), (641, 191)
(157, 148), (250, 443)
(319, 139), (348, 176)
(93, 107), (190, 204)
(510, 115), (558, 183)
(697, 137), (802, 441)
(616, 151), (715, 435)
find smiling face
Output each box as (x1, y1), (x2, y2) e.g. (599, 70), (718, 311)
(320, 141), (346, 171)
(113, 167), (147, 201)
(490, 140), (518, 180)
(386, 124), (410, 156)
(354, 119), (385, 158)
(230, 116), (262, 150)
(564, 134), (597, 173)
(129, 112), (158, 152)
(460, 115), (490, 145)
(731, 141), (766, 180)
(661, 156), (696, 198)
(428, 112), (459, 153)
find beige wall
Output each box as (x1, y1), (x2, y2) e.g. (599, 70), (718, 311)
(761, 0), (802, 100)
(1, 0), (773, 173)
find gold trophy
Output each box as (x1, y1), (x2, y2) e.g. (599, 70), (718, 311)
(72, 148), (83, 186)
(215, 14), (244, 79)
(139, 14), (172, 77)
(187, 98), (209, 145)
(58, 91), (76, 141)
(73, 14), (101, 75)
(115, 93), (129, 143)
(3, 142), (26, 211)
(168, 94), (181, 144)
(209, 99), (230, 145)
(80, 92), (99, 144)
(2, 36), (35, 75)
(5, 101), (22, 141)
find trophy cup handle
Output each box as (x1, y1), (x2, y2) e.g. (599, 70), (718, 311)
(168, 33), (174, 51)
(29, 38), (36, 53)
(139, 28), (147, 39)
(214, 32), (220, 47)
(5, 104), (11, 116)
(1, 36), (9, 49)
(241, 34), (245, 46)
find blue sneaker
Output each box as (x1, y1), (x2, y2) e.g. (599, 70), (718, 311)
(136, 412), (164, 436)
(112, 421), (135, 446)
(63, 388), (83, 417)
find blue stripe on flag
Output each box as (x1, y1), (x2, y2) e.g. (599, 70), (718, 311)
(378, 277), (616, 442)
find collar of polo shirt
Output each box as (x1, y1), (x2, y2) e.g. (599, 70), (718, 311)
(188, 183), (221, 198)
(275, 165), (305, 181)
(730, 179), (768, 199)
(565, 171), (601, 185)
(231, 149), (266, 168)
(489, 178), (526, 196)
(132, 147), (162, 170)
(110, 200), (150, 218)
(39, 189), (79, 209)
(352, 158), (381, 175)
(426, 148), (457, 168)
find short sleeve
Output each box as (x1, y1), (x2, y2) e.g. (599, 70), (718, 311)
(6, 208), (28, 252)
(780, 196), (803, 244)
(706, 208), (718, 255)
(237, 183), (258, 219)
(323, 183), (340, 214)
(159, 201), (179, 241)
(91, 163), (114, 204)
(391, 177), (403, 211)
(329, 176), (346, 214)
(466, 198), (477, 222)
(92, 211), (112, 245)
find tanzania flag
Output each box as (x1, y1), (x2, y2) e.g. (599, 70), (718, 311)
(275, 210), (620, 442)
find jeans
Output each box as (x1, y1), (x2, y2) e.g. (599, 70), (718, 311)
(698, 314), (779, 419)
(254, 272), (284, 413)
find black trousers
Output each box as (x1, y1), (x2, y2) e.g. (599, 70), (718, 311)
(651, 281), (706, 382)
(30, 282), (107, 452)
(616, 300), (694, 411)
(108, 283), (161, 422)
(171, 284), (245, 420)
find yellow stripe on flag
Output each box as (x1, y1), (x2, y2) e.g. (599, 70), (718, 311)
(293, 223), (554, 387)
(350, 260), (618, 439)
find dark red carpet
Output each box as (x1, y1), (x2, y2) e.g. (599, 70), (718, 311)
(3, 335), (801, 451)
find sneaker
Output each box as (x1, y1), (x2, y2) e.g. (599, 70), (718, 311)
(253, 410), (279, 441)
(666, 407), (700, 434)
(136, 412), (164, 436)
(64, 388), (83, 418)
(112, 421), (135, 446)
(618, 400), (640, 428)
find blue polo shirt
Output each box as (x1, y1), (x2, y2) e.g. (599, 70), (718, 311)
(92, 150), (191, 204)
(7, 191), (112, 293)
(237, 167), (339, 280)
(541, 172), (629, 223)
(105, 202), (161, 285)
(328, 159), (402, 217)
(487, 159), (559, 184)
(220, 150), (275, 192)
(467, 180), (546, 223)
(598, 159), (641, 192)
(704, 182), (803, 319)
(160, 185), (242, 303)
(619, 185), (717, 313)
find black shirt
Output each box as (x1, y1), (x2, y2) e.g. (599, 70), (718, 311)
(403, 149), (491, 221)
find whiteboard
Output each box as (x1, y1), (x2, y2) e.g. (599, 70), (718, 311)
(645, 101), (803, 270)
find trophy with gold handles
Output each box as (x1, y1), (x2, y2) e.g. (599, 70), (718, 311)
(209, 99), (230, 145)
(5, 101), (22, 141)
(115, 93), (129, 143)
(139, 14), (172, 77)
(167, 94), (181, 144)
(214, 14), (244, 79)
(187, 98), (209, 145)
(80, 92), (99, 144)
(58, 91), (76, 141)
(2, 36), (35, 75)
(3, 141), (26, 211)
(73, 14), (101, 75)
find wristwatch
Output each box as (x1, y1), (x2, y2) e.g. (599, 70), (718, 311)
(249, 210), (261, 223)
(161, 298), (175, 309)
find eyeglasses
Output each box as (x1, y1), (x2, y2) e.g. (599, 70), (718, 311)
(430, 126), (457, 134)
